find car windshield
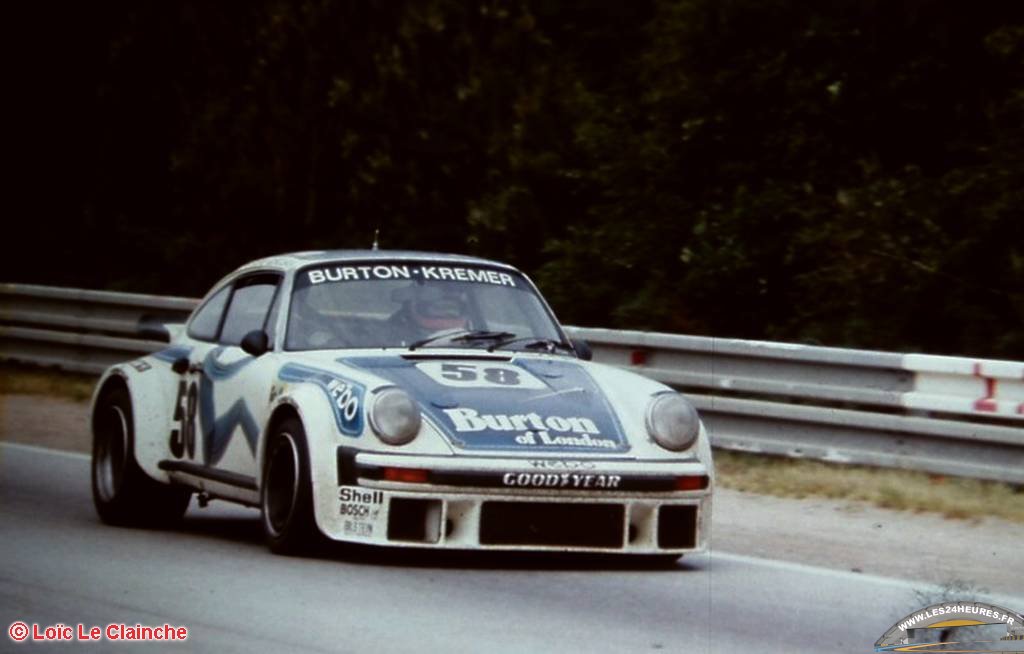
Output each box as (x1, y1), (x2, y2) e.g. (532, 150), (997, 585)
(285, 261), (565, 351)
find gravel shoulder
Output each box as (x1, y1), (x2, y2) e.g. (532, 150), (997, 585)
(3, 393), (1021, 598)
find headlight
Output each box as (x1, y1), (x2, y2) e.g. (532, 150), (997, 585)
(645, 393), (700, 451)
(369, 388), (422, 445)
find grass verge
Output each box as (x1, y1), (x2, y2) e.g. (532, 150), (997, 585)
(0, 363), (98, 402)
(715, 449), (1024, 524)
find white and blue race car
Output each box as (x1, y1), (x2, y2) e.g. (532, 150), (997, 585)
(91, 251), (713, 558)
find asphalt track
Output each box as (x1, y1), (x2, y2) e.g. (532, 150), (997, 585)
(1, 443), (1021, 654)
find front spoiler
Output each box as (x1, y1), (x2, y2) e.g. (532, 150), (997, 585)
(313, 450), (713, 554)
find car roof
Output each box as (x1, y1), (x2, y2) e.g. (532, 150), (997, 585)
(236, 250), (519, 274)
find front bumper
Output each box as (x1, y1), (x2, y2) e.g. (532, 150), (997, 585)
(314, 450), (713, 554)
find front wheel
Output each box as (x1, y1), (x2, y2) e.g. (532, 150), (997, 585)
(92, 387), (191, 526)
(261, 417), (322, 554)
(640, 554), (683, 568)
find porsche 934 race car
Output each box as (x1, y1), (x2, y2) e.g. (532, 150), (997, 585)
(91, 251), (714, 558)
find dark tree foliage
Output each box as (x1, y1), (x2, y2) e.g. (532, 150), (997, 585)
(7, 0), (1023, 357)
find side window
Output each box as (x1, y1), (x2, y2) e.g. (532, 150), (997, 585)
(219, 276), (280, 346)
(187, 285), (231, 342)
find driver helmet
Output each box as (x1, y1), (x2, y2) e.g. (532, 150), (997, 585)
(409, 286), (468, 332)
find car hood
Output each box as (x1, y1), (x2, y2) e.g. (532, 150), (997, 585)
(340, 353), (632, 455)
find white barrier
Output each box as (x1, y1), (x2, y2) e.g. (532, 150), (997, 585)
(902, 354), (1024, 419)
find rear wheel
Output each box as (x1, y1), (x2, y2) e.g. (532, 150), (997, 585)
(92, 387), (191, 526)
(261, 417), (322, 554)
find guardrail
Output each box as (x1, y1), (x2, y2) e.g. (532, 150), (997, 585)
(2, 283), (1022, 484)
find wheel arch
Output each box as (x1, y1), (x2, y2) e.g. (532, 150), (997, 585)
(91, 363), (181, 483)
(265, 403), (302, 445)
(261, 381), (338, 461)
(260, 401), (305, 477)
(90, 368), (191, 526)
(91, 371), (131, 437)
(260, 385), (344, 539)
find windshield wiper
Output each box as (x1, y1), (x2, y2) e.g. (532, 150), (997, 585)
(408, 330), (516, 351)
(486, 336), (576, 354)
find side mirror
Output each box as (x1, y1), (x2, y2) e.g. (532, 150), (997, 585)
(571, 338), (593, 361)
(240, 330), (270, 357)
(138, 316), (171, 343)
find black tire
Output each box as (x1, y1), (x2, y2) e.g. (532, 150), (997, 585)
(641, 554), (683, 568)
(92, 387), (191, 527)
(261, 417), (322, 555)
